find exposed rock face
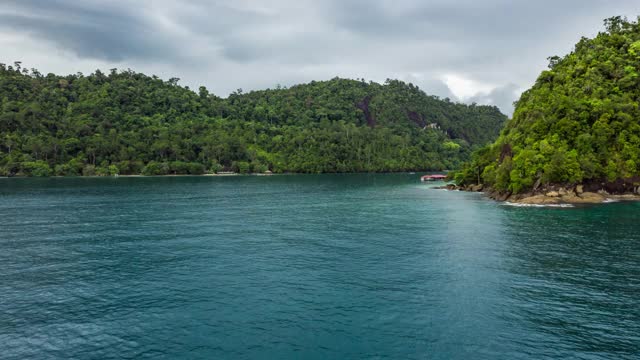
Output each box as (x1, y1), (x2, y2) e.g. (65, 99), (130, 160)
(406, 110), (427, 128)
(355, 96), (376, 128)
(583, 176), (640, 194)
(574, 192), (606, 203)
(517, 195), (561, 205)
(499, 143), (512, 162)
(513, 190), (606, 204)
(489, 190), (512, 202)
(560, 192), (580, 203)
(611, 193), (640, 200)
(470, 184), (484, 192)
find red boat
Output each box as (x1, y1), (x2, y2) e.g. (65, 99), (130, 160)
(421, 174), (448, 182)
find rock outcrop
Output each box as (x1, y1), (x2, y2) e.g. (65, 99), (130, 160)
(509, 189), (608, 204)
(446, 183), (640, 205)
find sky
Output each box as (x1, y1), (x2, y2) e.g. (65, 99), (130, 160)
(0, 0), (637, 115)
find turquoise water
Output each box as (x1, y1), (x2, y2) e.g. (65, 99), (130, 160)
(1, 174), (639, 359)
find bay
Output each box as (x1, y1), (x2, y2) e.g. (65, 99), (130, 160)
(1, 174), (639, 359)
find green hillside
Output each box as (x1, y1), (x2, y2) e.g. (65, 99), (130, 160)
(0, 65), (505, 176)
(457, 17), (640, 194)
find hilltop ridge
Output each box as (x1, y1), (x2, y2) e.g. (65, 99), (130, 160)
(0, 65), (506, 176)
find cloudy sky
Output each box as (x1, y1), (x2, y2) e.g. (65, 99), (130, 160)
(0, 0), (637, 115)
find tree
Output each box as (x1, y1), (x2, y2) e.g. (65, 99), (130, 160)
(0, 64), (506, 176)
(458, 16), (640, 193)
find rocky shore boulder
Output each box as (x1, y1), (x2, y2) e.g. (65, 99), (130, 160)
(470, 184), (484, 192)
(516, 195), (561, 205)
(572, 192), (606, 203)
(451, 181), (640, 205)
(445, 184), (458, 191)
(513, 190), (606, 204)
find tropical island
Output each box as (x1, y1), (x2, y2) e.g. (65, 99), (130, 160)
(0, 65), (505, 177)
(453, 16), (640, 204)
(3, 15), (640, 208)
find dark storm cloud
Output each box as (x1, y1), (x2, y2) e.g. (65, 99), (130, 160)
(0, 0), (171, 61)
(330, 0), (607, 39)
(0, 0), (638, 115)
(325, 0), (622, 67)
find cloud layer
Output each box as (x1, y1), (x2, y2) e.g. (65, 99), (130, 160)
(0, 0), (637, 114)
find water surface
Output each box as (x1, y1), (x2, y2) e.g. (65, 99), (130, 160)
(1, 175), (639, 359)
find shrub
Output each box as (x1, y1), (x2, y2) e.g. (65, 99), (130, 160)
(108, 165), (119, 176)
(142, 161), (169, 176)
(21, 161), (51, 177)
(251, 162), (269, 173)
(232, 161), (251, 174)
(82, 165), (96, 176)
(208, 162), (223, 174)
(186, 163), (205, 175)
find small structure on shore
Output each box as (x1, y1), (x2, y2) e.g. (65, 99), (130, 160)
(421, 174), (447, 182)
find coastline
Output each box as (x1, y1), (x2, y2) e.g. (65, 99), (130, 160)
(441, 183), (640, 205)
(0, 171), (428, 179)
(0, 172), (250, 179)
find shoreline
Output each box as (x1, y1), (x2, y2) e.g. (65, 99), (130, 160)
(0, 171), (431, 179)
(0, 173), (258, 179)
(440, 184), (640, 205)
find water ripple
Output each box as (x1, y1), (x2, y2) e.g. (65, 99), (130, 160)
(0, 175), (638, 359)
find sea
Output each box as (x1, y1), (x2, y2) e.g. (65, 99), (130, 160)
(1, 174), (638, 359)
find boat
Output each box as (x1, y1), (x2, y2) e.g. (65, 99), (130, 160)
(421, 174), (447, 182)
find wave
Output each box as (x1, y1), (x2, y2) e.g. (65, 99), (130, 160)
(503, 202), (575, 208)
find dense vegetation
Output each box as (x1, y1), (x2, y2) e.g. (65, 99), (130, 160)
(456, 17), (640, 193)
(0, 63), (506, 176)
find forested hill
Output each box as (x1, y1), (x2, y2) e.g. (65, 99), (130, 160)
(225, 79), (505, 145)
(0, 63), (506, 176)
(456, 17), (640, 194)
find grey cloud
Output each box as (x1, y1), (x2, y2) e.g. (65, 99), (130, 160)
(0, 0), (173, 62)
(0, 14), (165, 62)
(403, 75), (456, 101)
(468, 83), (520, 116)
(329, 0), (611, 40)
(0, 0), (638, 115)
